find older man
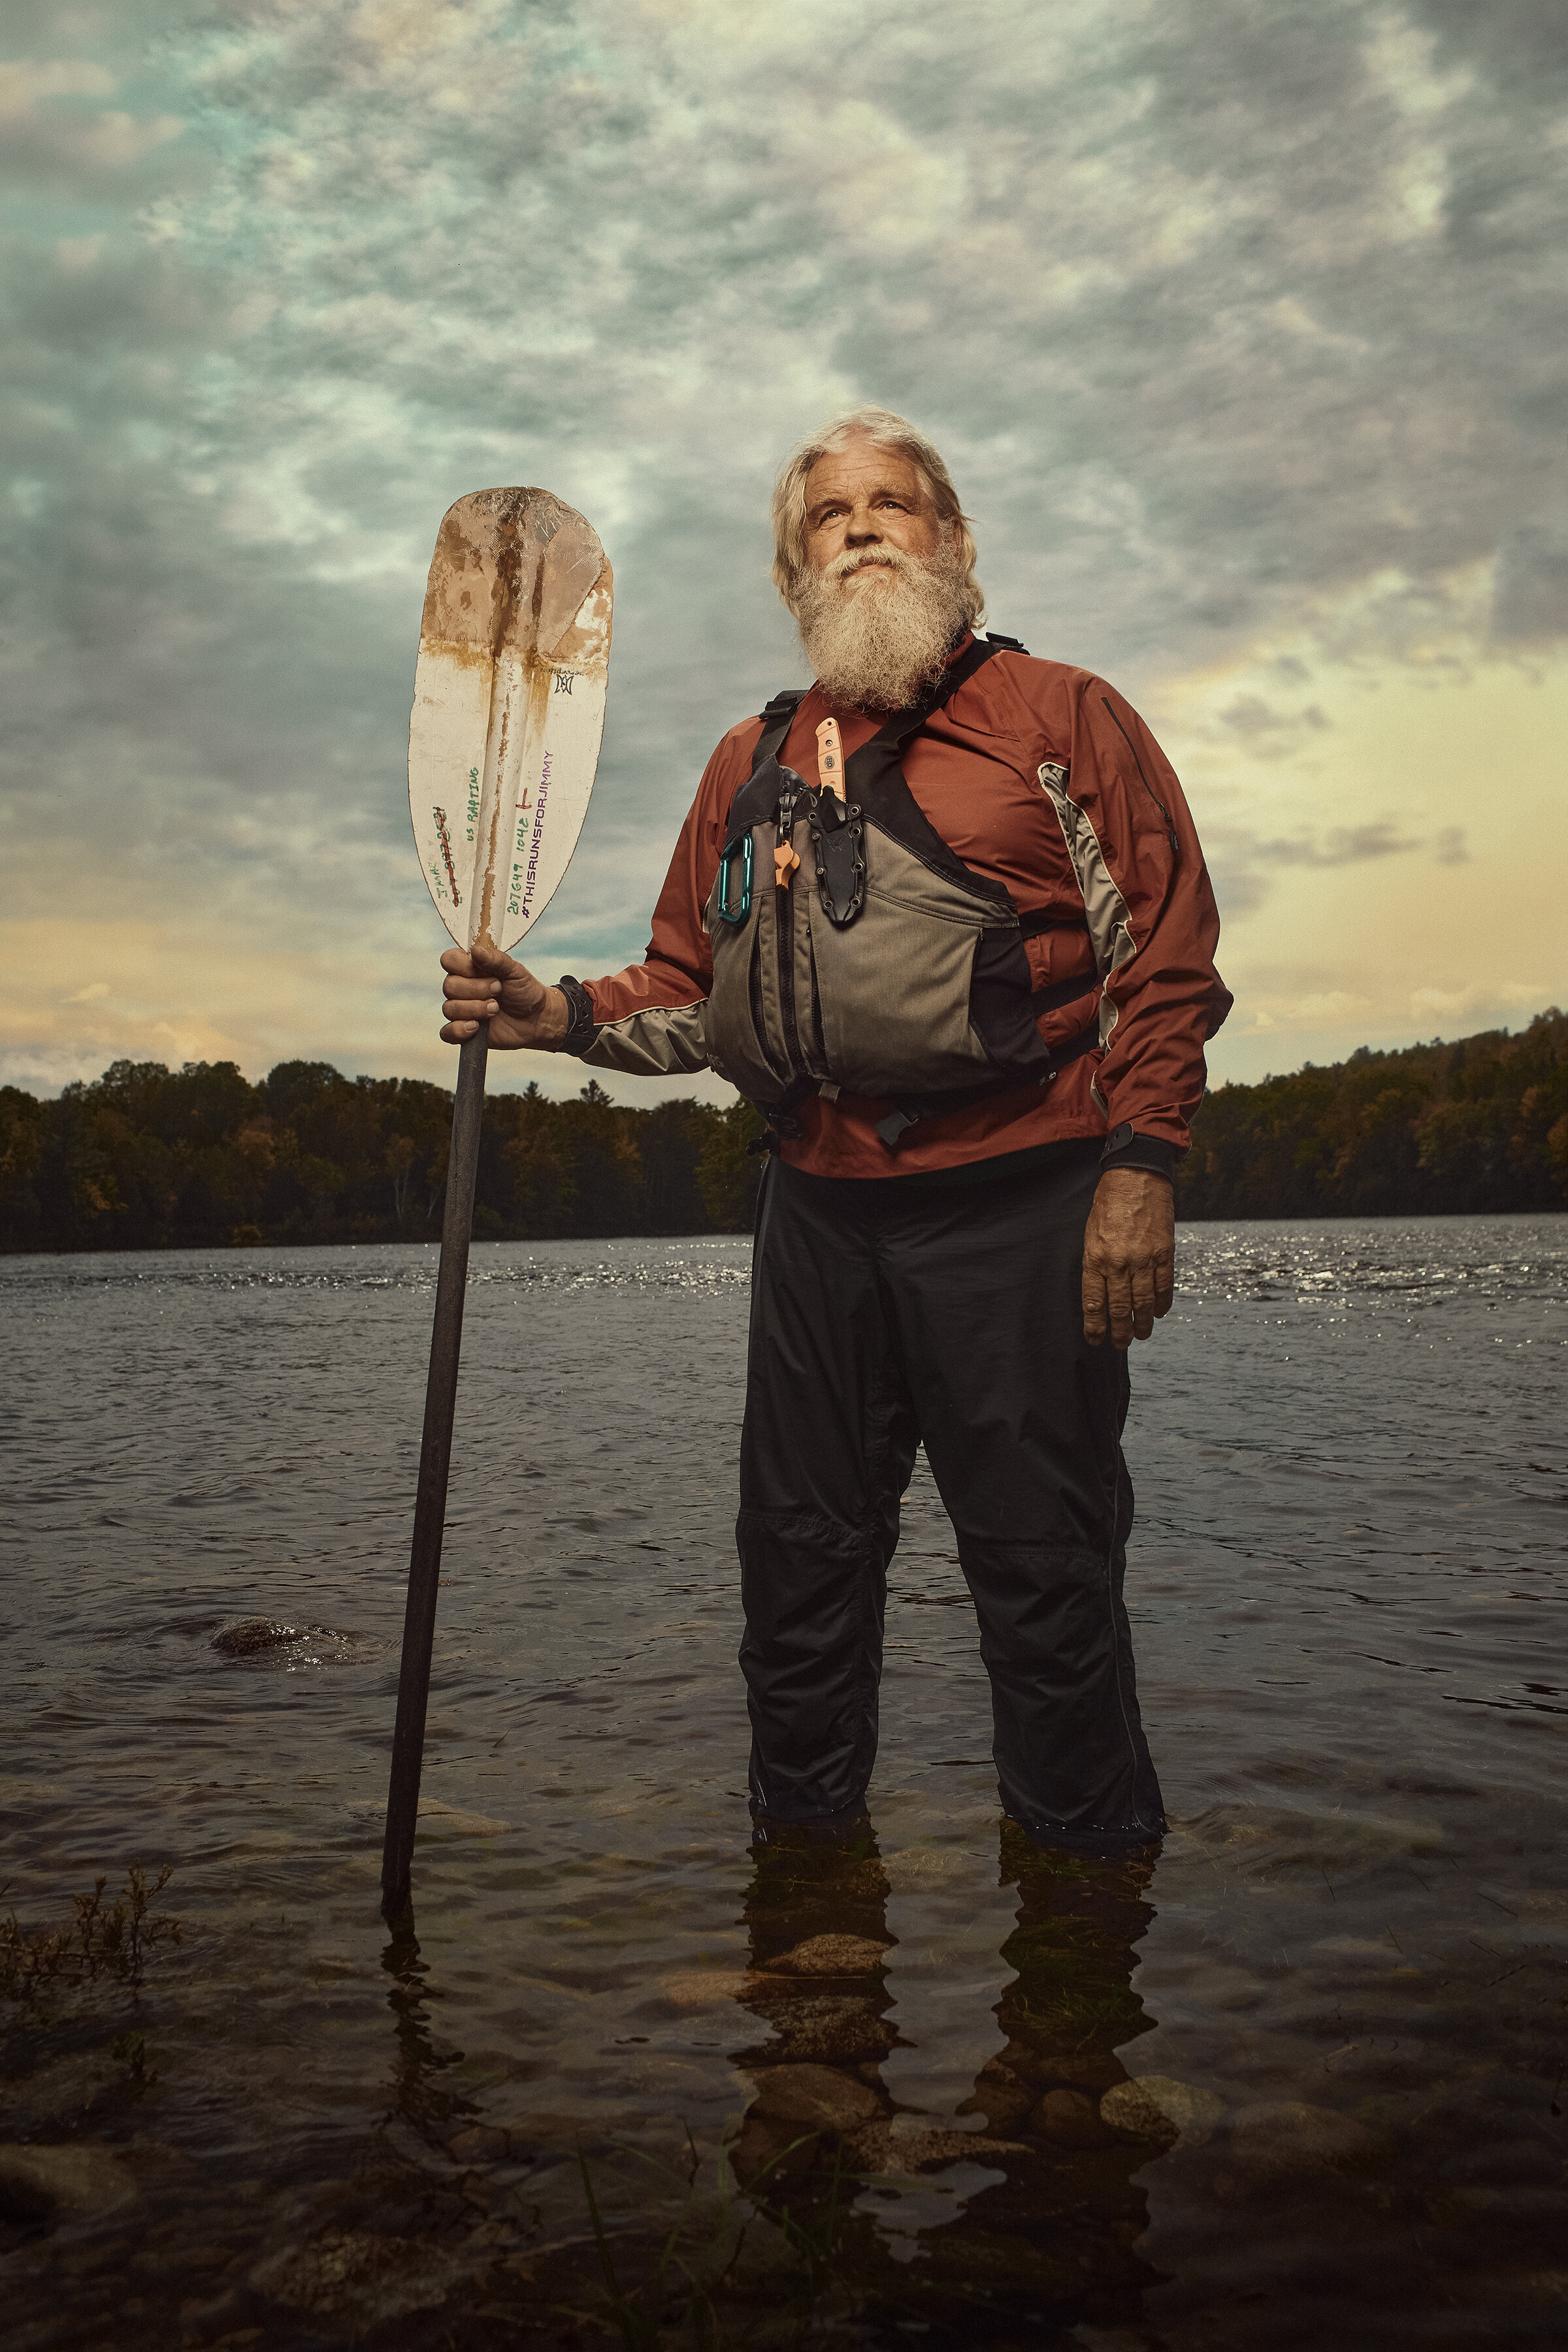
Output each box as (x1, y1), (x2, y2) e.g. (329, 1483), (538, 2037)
(440, 408), (1230, 1852)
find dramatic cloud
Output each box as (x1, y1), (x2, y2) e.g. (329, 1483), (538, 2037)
(1, 0), (1565, 1092)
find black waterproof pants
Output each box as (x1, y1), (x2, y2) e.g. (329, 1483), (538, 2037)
(736, 1145), (1165, 1846)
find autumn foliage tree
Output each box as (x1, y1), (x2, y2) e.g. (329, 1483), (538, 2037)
(2, 1013), (1563, 1252)
(1177, 1009), (1568, 1218)
(0, 1059), (765, 1251)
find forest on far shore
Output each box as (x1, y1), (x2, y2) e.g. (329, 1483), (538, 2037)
(1, 1008), (1564, 1254)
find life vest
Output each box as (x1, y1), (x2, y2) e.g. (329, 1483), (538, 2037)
(699, 634), (1100, 1148)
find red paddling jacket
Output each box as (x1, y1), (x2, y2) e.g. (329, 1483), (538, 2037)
(555, 633), (1232, 1183)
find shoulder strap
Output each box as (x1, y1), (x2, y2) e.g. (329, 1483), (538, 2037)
(743, 629), (1023, 783)
(715, 690), (809, 854)
(749, 689), (808, 777)
(725, 633), (1024, 866)
(868, 632), (1007, 759)
(841, 635), (1015, 909)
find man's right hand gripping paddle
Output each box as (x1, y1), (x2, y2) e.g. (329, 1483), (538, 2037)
(438, 939), (569, 1052)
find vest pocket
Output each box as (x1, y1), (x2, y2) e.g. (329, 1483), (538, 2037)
(703, 855), (792, 1100)
(809, 884), (992, 1096)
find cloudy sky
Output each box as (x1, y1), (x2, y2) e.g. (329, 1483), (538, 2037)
(3, 0), (1564, 1103)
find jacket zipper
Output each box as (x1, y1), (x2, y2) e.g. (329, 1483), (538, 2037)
(1100, 694), (1178, 860)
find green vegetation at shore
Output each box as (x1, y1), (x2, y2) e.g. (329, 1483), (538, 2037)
(0, 1058), (760, 1251)
(1177, 1007), (1567, 1218)
(1, 1009), (1564, 1252)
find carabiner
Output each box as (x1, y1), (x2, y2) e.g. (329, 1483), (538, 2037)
(715, 832), (753, 925)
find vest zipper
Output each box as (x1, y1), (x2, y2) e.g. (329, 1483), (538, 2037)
(774, 788), (802, 1075)
(747, 925), (773, 1078)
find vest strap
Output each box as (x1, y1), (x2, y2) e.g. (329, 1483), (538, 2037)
(749, 690), (807, 777)
(872, 1017), (1103, 1153)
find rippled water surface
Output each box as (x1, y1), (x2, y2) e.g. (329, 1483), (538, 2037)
(3, 1216), (1565, 2349)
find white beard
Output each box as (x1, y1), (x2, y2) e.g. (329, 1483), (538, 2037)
(795, 546), (970, 713)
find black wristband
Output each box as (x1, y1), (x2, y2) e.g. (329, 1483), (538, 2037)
(1100, 1124), (1177, 1184)
(555, 976), (599, 1056)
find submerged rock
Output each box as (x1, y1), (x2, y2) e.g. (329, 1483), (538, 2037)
(0, 2142), (139, 2223)
(414, 1796), (510, 1838)
(747, 2063), (882, 2134)
(957, 2062), (1035, 2131)
(252, 2227), (458, 2321)
(1227, 2099), (1384, 2179)
(446, 2123), (513, 2165)
(762, 1934), (890, 1977)
(1033, 2087), (1112, 2146)
(853, 2118), (1030, 2173)
(1101, 2075), (1226, 2149)
(658, 1967), (748, 2011)
(1, 2051), (125, 2132)
(738, 1985), (894, 2065)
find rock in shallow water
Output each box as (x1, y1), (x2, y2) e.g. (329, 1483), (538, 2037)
(852, 2119), (1030, 2173)
(1033, 2087), (1112, 2146)
(738, 1984), (896, 2065)
(657, 1967), (748, 2011)
(1227, 2099), (1384, 2178)
(212, 1618), (362, 1664)
(414, 1796), (510, 1838)
(0, 2142), (139, 2223)
(252, 2227), (461, 2320)
(762, 1934), (890, 1976)
(748, 2063), (883, 2133)
(1100, 2075), (1227, 2149)
(214, 1618), (318, 1656)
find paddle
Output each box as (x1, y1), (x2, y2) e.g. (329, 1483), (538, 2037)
(381, 487), (613, 1924)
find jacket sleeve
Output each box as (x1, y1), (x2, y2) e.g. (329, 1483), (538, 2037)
(557, 728), (754, 1077)
(1038, 678), (1232, 1162)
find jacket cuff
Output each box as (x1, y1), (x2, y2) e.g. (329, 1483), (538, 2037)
(1100, 1124), (1177, 1184)
(555, 977), (598, 1057)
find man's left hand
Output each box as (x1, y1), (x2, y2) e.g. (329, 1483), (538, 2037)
(1082, 1169), (1175, 1348)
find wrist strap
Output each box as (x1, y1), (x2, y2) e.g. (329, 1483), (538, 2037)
(556, 976), (598, 1055)
(1100, 1124), (1176, 1184)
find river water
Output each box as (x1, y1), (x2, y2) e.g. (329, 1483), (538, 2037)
(2, 1215), (1564, 2349)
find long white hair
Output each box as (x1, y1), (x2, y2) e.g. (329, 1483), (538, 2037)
(770, 406), (984, 627)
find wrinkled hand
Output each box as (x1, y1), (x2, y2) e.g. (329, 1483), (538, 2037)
(1082, 1169), (1175, 1348)
(440, 939), (568, 1050)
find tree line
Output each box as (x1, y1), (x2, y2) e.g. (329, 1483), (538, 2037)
(1, 1009), (1563, 1253)
(1175, 1007), (1567, 1217)
(0, 1060), (762, 1253)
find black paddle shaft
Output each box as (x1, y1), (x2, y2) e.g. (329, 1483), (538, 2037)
(381, 1026), (489, 1921)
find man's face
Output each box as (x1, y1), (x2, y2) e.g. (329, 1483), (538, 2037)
(802, 443), (950, 585)
(792, 434), (971, 711)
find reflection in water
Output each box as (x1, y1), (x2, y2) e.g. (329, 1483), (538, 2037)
(730, 1814), (1165, 2338)
(381, 1914), (481, 2148)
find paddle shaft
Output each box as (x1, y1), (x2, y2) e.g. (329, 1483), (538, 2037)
(380, 1026), (489, 1921)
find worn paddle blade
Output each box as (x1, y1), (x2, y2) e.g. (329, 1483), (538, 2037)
(409, 487), (613, 951)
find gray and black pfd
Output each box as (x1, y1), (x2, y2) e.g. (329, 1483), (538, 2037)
(700, 634), (1098, 1150)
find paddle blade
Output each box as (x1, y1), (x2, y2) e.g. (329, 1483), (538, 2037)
(409, 487), (613, 953)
